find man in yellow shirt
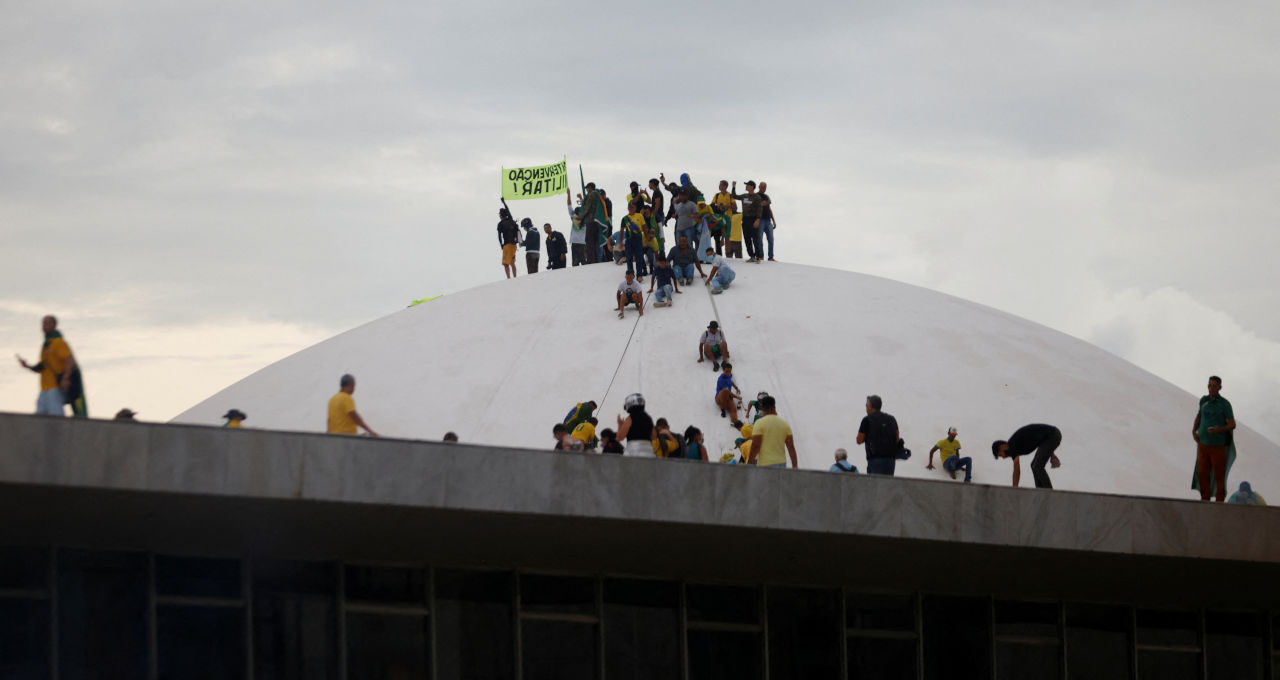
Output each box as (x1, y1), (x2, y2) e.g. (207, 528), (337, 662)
(328, 374), (380, 436)
(571, 417), (598, 450)
(712, 180), (737, 215)
(927, 427), (971, 482)
(748, 396), (798, 468)
(16, 315), (84, 416)
(222, 409), (247, 428)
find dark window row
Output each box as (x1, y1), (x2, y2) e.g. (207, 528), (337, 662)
(0, 547), (1276, 680)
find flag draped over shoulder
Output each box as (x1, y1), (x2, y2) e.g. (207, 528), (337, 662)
(502, 160), (568, 200)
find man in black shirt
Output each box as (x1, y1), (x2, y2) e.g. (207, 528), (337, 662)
(497, 209), (520, 279)
(521, 218), (540, 274)
(992, 424), (1063, 489)
(543, 223), (567, 270)
(758, 180), (775, 262)
(857, 394), (901, 476)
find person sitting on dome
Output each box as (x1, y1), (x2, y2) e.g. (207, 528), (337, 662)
(698, 320), (730, 370)
(1227, 481), (1266, 505)
(704, 247), (735, 294)
(648, 256), (680, 308)
(715, 363), (745, 430)
(616, 270), (645, 319)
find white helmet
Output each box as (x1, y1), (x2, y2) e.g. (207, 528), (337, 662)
(624, 393), (645, 410)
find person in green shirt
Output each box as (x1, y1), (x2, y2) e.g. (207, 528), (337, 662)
(1193, 375), (1236, 502)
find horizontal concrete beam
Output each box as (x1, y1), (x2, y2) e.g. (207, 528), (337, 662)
(0, 412), (1276, 606)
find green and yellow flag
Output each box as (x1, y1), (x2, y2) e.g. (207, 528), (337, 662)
(502, 159), (568, 200)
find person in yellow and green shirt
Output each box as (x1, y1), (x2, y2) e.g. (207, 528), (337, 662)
(927, 427), (972, 482)
(748, 396), (798, 468)
(223, 409), (247, 428)
(712, 180), (737, 215)
(328, 374), (380, 437)
(16, 315), (85, 416)
(571, 417), (598, 450)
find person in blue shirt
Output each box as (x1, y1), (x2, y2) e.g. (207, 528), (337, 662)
(715, 363), (744, 429)
(830, 448), (858, 473)
(647, 256), (681, 307)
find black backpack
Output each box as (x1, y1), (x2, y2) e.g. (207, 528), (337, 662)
(866, 412), (901, 459)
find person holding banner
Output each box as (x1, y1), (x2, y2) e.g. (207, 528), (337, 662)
(497, 208), (520, 279)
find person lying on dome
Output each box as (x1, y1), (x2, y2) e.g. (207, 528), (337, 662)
(616, 270), (645, 319)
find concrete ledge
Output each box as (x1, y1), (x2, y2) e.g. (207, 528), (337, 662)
(0, 412), (1277, 607)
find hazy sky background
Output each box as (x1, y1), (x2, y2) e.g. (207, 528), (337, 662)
(2, 0), (1278, 442)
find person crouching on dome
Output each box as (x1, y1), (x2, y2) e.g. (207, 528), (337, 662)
(616, 270), (645, 319)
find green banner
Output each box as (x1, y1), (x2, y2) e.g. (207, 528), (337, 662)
(502, 159), (568, 200)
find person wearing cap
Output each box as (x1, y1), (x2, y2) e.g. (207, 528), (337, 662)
(616, 270), (645, 318)
(222, 409), (247, 428)
(704, 247), (736, 294)
(992, 424), (1062, 489)
(715, 362), (745, 429)
(521, 217), (540, 274)
(757, 180), (776, 262)
(543, 222), (568, 270)
(1227, 481), (1266, 505)
(698, 320), (731, 369)
(830, 449), (858, 473)
(748, 395), (797, 469)
(328, 373), (380, 437)
(730, 180), (762, 262)
(857, 395), (901, 476)
(114, 408), (138, 422)
(625, 181), (650, 210)
(497, 208), (520, 279)
(927, 427), (971, 482)
(667, 234), (705, 286)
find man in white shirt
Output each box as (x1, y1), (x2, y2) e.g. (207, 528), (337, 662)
(704, 248), (736, 294)
(616, 270), (645, 318)
(697, 320), (731, 369)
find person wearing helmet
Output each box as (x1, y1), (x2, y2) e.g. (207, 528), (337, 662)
(927, 427), (972, 482)
(616, 393), (655, 456)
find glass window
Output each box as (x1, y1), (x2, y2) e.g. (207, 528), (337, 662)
(344, 565), (426, 605)
(997, 643), (1060, 679)
(434, 569), (515, 680)
(687, 584), (759, 624)
(157, 605), (245, 680)
(995, 600), (1059, 639)
(0, 598), (50, 680)
(1136, 650), (1199, 680)
(1205, 611), (1264, 680)
(923, 595), (991, 680)
(0, 547), (47, 591)
(1065, 604), (1131, 680)
(688, 629), (763, 680)
(57, 549), (148, 680)
(847, 591), (916, 632)
(768, 587), (841, 680)
(345, 611), (429, 680)
(155, 555), (241, 599)
(603, 579), (679, 680)
(520, 573), (595, 616)
(1136, 609), (1198, 648)
(522, 619), (598, 680)
(848, 636), (916, 680)
(252, 560), (338, 680)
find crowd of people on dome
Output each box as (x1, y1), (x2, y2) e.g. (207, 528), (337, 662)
(496, 172), (779, 289)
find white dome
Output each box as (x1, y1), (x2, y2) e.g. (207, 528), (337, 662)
(174, 261), (1279, 500)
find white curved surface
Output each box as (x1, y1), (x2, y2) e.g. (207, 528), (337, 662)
(173, 262), (1280, 500)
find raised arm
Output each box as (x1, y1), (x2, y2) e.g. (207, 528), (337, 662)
(1011, 457), (1021, 487)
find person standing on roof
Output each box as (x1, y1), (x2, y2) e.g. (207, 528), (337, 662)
(748, 395), (797, 469)
(672, 189), (699, 246)
(704, 247), (736, 293)
(715, 362), (745, 429)
(1193, 375), (1235, 503)
(992, 424), (1062, 489)
(328, 374), (380, 437)
(578, 183), (606, 264)
(757, 180), (776, 262)
(568, 191), (587, 267)
(857, 394), (900, 476)
(543, 223), (567, 270)
(927, 427), (972, 483)
(621, 202), (648, 280)
(616, 393), (655, 457)
(497, 208), (520, 279)
(16, 314), (85, 417)
(521, 218), (540, 274)
(698, 320), (731, 369)
(731, 180), (762, 262)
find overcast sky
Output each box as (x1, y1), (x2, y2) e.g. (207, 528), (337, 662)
(2, 0), (1278, 443)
